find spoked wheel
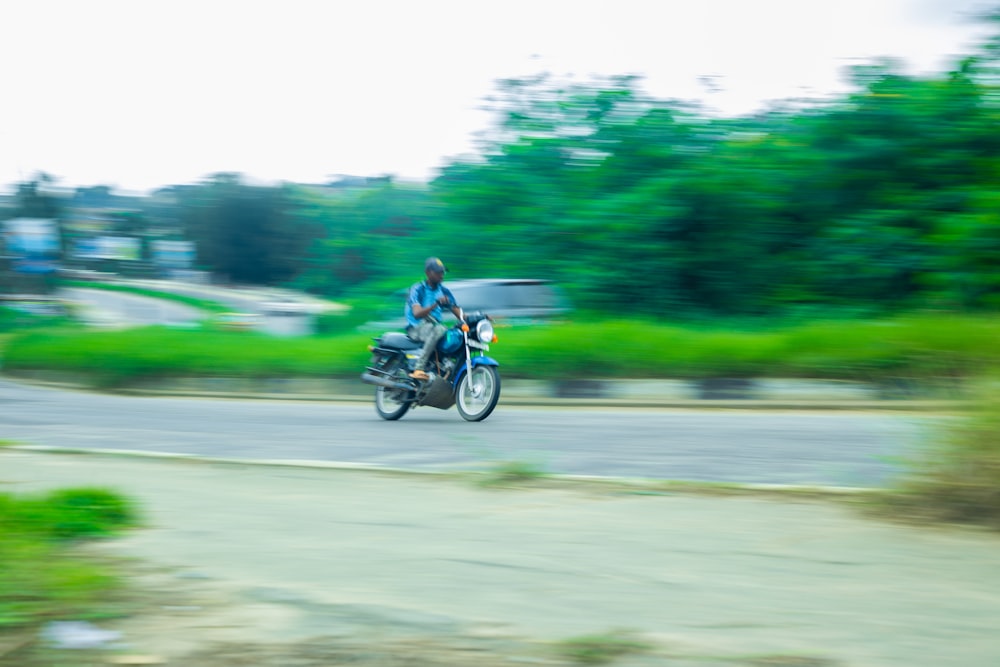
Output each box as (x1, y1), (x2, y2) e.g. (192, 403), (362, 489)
(456, 366), (501, 422)
(374, 364), (413, 420)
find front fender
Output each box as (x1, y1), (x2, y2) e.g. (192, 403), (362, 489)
(452, 356), (499, 388)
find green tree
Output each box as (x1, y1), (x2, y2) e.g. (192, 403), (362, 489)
(178, 174), (318, 285)
(9, 173), (64, 220)
(290, 180), (436, 297)
(796, 55), (1000, 309)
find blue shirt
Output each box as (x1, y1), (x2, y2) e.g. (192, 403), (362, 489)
(406, 281), (457, 327)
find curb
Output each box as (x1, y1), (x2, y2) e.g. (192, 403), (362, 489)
(121, 389), (959, 411)
(4, 445), (877, 496)
(3, 375), (967, 411)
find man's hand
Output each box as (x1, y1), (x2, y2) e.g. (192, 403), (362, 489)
(437, 296), (451, 307)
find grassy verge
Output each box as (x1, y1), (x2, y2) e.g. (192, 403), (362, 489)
(0, 486), (140, 631)
(497, 314), (1000, 381)
(555, 630), (652, 664)
(474, 459), (550, 488)
(3, 313), (997, 388)
(0, 305), (77, 334)
(0, 307), (80, 360)
(2, 326), (373, 388)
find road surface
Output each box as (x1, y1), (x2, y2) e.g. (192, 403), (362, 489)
(60, 287), (204, 328)
(0, 379), (936, 487)
(58, 283), (328, 336)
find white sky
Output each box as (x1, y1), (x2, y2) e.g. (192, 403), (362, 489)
(0, 0), (993, 194)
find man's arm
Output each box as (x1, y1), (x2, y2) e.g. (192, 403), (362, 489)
(441, 287), (463, 321)
(411, 301), (437, 319)
(408, 284), (437, 320)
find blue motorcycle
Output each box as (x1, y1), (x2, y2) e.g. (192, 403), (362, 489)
(360, 311), (500, 421)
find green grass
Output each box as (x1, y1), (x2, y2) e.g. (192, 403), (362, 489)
(743, 655), (838, 666)
(555, 630), (652, 664)
(2, 326), (373, 388)
(2, 488), (140, 541)
(0, 305), (77, 334)
(497, 313), (1000, 381)
(0, 487), (140, 629)
(475, 459), (549, 487)
(2, 313), (999, 388)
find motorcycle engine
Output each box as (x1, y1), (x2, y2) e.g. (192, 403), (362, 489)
(437, 357), (456, 379)
(418, 375), (456, 409)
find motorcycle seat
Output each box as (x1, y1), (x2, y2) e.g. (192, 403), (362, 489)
(378, 332), (422, 350)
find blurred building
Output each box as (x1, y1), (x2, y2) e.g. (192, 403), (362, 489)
(1, 217), (60, 295)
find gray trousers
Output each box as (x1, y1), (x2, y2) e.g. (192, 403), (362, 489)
(408, 320), (447, 371)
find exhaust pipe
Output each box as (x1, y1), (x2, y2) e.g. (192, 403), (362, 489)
(360, 372), (413, 392)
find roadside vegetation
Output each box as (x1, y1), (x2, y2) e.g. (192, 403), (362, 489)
(0, 305), (79, 359)
(0, 326), (370, 388)
(554, 630), (652, 664)
(882, 378), (1000, 529)
(0, 305), (77, 335)
(1, 313), (998, 390)
(0, 485), (140, 633)
(475, 459), (550, 488)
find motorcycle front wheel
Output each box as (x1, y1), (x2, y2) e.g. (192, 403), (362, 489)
(456, 366), (501, 422)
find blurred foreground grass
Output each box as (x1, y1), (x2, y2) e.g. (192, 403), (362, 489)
(882, 378), (1000, 529)
(0, 486), (140, 629)
(3, 312), (998, 388)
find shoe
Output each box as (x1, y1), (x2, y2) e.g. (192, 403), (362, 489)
(409, 369), (429, 381)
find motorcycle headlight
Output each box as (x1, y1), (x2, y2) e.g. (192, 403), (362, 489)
(476, 319), (494, 343)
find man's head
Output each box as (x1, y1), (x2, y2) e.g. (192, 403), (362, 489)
(424, 257), (447, 285)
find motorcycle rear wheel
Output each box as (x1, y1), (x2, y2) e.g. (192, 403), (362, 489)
(375, 384), (412, 420)
(373, 360), (413, 420)
(456, 366), (501, 422)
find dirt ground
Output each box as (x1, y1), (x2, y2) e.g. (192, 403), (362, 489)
(2, 556), (837, 667)
(5, 452), (999, 667)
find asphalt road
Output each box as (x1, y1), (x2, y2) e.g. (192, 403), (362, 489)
(59, 284), (318, 336)
(0, 380), (937, 487)
(60, 287), (204, 328)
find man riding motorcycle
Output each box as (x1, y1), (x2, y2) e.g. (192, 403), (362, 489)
(405, 257), (463, 381)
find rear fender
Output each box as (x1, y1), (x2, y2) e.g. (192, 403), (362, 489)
(452, 356), (499, 389)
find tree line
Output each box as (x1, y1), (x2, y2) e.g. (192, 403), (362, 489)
(4, 14), (1000, 319)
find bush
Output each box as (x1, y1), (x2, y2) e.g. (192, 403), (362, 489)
(885, 379), (1000, 527)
